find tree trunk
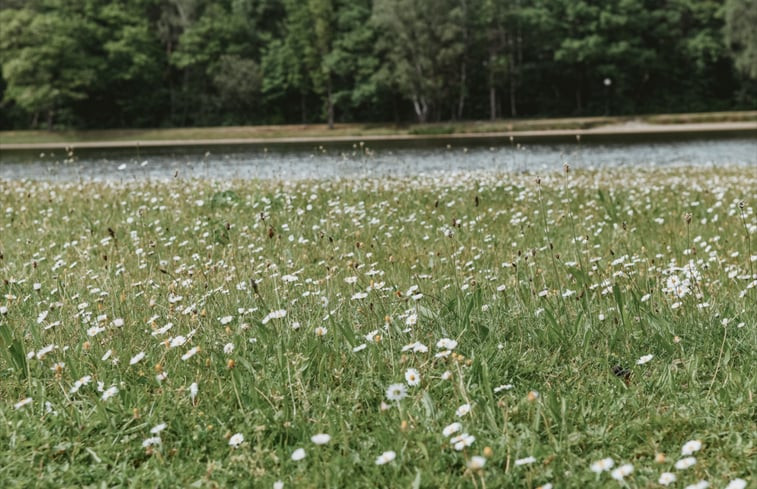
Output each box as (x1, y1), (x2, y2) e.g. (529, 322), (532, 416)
(46, 110), (54, 129)
(488, 48), (496, 120)
(507, 33), (517, 117)
(412, 95), (428, 123)
(509, 65), (517, 117)
(392, 94), (399, 125)
(457, 59), (466, 120)
(326, 76), (334, 129)
(301, 91), (307, 124)
(490, 85), (496, 121)
(457, 0), (468, 121)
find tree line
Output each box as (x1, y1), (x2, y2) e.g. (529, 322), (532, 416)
(1, 0), (756, 130)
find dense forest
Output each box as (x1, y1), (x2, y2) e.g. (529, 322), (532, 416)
(1, 0), (756, 130)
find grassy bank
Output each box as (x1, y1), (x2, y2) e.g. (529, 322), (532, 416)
(0, 167), (755, 487)
(1, 111), (756, 145)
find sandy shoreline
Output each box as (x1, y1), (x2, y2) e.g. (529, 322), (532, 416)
(2, 121), (755, 151)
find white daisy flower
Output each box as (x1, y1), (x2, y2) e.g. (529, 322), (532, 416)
(229, 433), (244, 448)
(386, 383), (407, 401)
(636, 354), (654, 365)
(659, 472), (677, 486)
(311, 433), (330, 445)
(291, 448), (306, 461)
(674, 457), (696, 470)
(375, 450), (396, 465)
(405, 368), (421, 386)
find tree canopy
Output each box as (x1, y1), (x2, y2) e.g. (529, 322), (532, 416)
(0, 0), (755, 129)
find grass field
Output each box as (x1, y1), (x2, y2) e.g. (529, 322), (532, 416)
(0, 166), (755, 488)
(1, 111), (756, 145)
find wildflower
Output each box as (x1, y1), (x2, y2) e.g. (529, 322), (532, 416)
(101, 386), (119, 401)
(684, 481), (709, 489)
(181, 347), (199, 361)
(352, 343), (367, 352)
(494, 384), (513, 393)
(150, 423), (167, 434)
(189, 382), (198, 402)
(87, 325), (105, 337)
(14, 397), (32, 410)
(375, 450), (396, 465)
(436, 338), (458, 350)
(681, 439), (702, 455)
(611, 464), (634, 481)
(169, 336), (187, 348)
(515, 456), (536, 466)
(70, 375), (92, 394)
(674, 457), (696, 470)
(36, 344), (55, 359)
(315, 326), (328, 337)
(311, 433), (330, 445)
(261, 309), (286, 324)
(537, 484), (553, 489)
(223, 343), (235, 354)
(658, 472), (677, 486)
(443, 422), (462, 437)
(405, 368), (421, 386)
(405, 314), (418, 326)
(50, 362), (65, 372)
(152, 323), (173, 336)
(220, 316), (233, 325)
(441, 370), (452, 380)
(725, 479), (747, 489)
(456, 403), (471, 417)
(467, 456), (486, 469)
(273, 481), (284, 489)
(451, 433), (475, 451)
(142, 436), (161, 448)
(291, 448), (306, 461)
(590, 457), (614, 473)
(386, 383), (407, 401)
(351, 292), (368, 300)
(228, 433), (244, 448)
(112, 318), (124, 327)
(636, 354), (654, 365)
(129, 352), (146, 365)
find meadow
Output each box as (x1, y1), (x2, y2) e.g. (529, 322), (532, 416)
(0, 166), (754, 488)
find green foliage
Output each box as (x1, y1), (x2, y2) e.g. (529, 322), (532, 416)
(372, 0), (466, 122)
(0, 0), (755, 129)
(0, 7), (101, 126)
(724, 0), (757, 79)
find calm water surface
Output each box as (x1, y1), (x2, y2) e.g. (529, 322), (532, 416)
(1, 136), (755, 181)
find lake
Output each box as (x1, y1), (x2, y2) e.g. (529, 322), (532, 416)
(1, 135), (755, 181)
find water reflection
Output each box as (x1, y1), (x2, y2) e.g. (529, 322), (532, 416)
(1, 137), (755, 181)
